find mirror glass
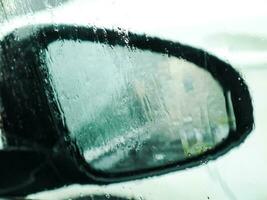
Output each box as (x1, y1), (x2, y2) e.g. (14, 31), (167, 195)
(44, 40), (235, 173)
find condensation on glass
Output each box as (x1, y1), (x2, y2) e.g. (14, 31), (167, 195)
(44, 40), (235, 173)
(0, 0), (69, 22)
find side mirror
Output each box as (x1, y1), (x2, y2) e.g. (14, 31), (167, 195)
(0, 25), (253, 195)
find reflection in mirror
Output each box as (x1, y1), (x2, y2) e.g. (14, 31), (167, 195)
(44, 40), (235, 173)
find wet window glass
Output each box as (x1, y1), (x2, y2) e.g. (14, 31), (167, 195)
(0, 0), (266, 199)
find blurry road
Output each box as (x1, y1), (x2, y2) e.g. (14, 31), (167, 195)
(89, 131), (185, 173)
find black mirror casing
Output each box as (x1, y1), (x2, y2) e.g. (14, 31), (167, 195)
(0, 24), (254, 196)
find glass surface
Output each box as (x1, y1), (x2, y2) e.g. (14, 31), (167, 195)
(0, 0), (70, 23)
(1, 0), (266, 199)
(45, 40), (231, 172)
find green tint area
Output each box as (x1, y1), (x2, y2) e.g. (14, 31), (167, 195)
(45, 40), (232, 173)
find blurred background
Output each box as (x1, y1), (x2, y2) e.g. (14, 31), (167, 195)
(1, 0), (267, 199)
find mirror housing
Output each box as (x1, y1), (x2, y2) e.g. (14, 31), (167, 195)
(0, 24), (254, 193)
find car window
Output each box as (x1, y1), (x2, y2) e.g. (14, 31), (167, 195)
(1, 0), (267, 199)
